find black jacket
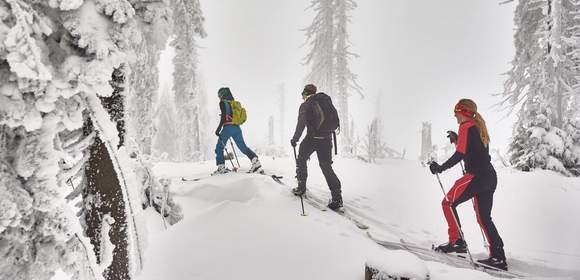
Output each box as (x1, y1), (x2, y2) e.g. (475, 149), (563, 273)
(291, 93), (333, 142)
(441, 120), (494, 175)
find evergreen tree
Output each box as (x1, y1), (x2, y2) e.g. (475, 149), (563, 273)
(502, 0), (580, 176)
(268, 116), (275, 145)
(153, 85), (179, 160)
(362, 119), (383, 163)
(304, 0), (336, 96)
(303, 0), (362, 154)
(420, 122), (433, 162)
(0, 1), (147, 279)
(126, 1), (172, 156)
(278, 83), (286, 146)
(335, 0), (363, 151)
(170, 0), (206, 161)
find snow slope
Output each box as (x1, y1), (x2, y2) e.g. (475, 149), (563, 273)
(135, 156), (580, 280)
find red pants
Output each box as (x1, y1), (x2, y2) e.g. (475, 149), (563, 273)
(441, 172), (505, 259)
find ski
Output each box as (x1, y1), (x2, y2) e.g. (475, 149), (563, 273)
(180, 176), (208, 182)
(180, 173), (228, 182)
(367, 232), (525, 279)
(180, 168), (272, 182)
(304, 191), (369, 230)
(264, 174), (369, 229)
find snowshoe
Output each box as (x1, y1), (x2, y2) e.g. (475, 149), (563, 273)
(248, 157), (262, 173)
(477, 257), (508, 271)
(292, 187), (306, 196)
(212, 164), (230, 176)
(434, 239), (467, 254)
(327, 198), (344, 212)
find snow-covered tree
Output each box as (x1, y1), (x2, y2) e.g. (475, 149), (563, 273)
(170, 0), (206, 161)
(195, 73), (212, 160)
(502, 0), (580, 176)
(278, 83), (286, 146)
(0, 0), (190, 278)
(335, 0), (363, 151)
(303, 0), (362, 155)
(360, 118), (402, 163)
(268, 116), (275, 145)
(304, 0), (335, 97)
(362, 119), (384, 163)
(0, 0), (149, 279)
(153, 85), (179, 160)
(125, 1), (172, 156)
(420, 122), (433, 162)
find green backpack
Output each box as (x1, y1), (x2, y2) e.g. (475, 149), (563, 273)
(229, 100), (247, 125)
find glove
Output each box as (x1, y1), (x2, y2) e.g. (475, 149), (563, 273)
(290, 139), (298, 147)
(215, 129), (221, 137)
(429, 162), (443, 174)
(446, 130), (458, 145)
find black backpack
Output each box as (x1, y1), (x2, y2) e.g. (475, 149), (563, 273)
(311, 93), (340, 153)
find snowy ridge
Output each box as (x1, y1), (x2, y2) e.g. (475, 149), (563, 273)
(140, 158), (580, 280)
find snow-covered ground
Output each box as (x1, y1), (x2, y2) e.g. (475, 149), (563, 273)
(134, 156), (580, 280)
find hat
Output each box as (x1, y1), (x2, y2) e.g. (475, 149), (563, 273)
(218, 87), (232, 99)
(302, 84), (317, 96)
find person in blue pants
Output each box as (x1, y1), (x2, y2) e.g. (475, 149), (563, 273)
(213, 87), (261, 174)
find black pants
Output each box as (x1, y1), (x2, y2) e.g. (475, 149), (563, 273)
(296, 137), (342, 200)
(447, 169), (505, 259)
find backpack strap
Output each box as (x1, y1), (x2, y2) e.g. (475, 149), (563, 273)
(333, 131), (337, 155)
(223, 100), (233, 124)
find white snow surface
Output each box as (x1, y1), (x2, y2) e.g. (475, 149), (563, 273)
(132, 157), (580, 280)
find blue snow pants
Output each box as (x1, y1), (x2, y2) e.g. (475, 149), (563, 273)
(215, 125), (257, 165)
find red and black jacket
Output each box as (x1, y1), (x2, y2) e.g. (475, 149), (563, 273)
(440, 120), (493, 175)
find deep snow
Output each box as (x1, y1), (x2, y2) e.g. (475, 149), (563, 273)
(129, 156), (580, 280)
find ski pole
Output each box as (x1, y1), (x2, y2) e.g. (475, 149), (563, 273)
(221, 139), (237, 172)
(229, 139), (240, 169)
(300, 195), (306, 216)
(435, 173), (476, 268)
(292, 144), (307, 216)
(67, 177), (74, 191)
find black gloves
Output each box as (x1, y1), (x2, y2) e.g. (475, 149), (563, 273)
(290, 139), (298, 147)
(429, 162), (443, 174)
(446, 130), (458, 145)
(215, 129), (221, 137)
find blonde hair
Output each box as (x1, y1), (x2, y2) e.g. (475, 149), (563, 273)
(457, 99), (490, 146)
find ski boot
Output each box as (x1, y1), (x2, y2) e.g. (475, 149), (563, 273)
(212, 164), (230, 176)
(327, 198), (344, 212)
(477, 257), (508, 271)
(292, 186), (306, 196)
(434, 239), (467, 254)
(248, 157), (262, 173)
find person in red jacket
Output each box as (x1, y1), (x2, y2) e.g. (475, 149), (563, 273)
(429, 99), (507, 271)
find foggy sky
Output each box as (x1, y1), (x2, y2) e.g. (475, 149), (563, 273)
(166, 0), (516, 159)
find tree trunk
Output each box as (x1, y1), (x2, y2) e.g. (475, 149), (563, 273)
(85, 137), (130, 280)
(84, 67), (130, 280)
